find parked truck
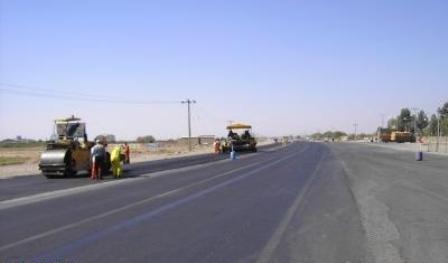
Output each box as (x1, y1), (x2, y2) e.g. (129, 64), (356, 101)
(390, 131), (413, 143)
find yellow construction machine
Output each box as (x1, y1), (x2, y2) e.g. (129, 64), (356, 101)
(39, 116), (110, 178)
(221, 123), (257, 153)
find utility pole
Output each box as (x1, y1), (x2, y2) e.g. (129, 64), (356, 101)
(353, 123), (358, 141)
(181, 99), (196, 152)
(437, 113), (440, 152)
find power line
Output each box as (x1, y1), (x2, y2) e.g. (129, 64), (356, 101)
(0, 82), (180, 105)
(0, 82), (107, 97)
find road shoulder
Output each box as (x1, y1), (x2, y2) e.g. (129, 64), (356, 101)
(331, 143), (448, 263)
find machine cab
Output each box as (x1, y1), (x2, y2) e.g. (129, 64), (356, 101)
(54, 116), (88, 143)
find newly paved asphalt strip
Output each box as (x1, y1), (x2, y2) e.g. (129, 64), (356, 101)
(1, 142), (446, 262)
(0, 144), (280, 202)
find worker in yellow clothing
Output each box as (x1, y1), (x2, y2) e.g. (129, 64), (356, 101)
(110, 146), (123, 178)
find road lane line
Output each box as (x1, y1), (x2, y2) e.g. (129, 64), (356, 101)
(0, 143), (290, 208)
(0, 154), (246, 210)
(0, 161), (264, 252)
(1, 143), (304, 254)
(256, 152), (326, 263)
(33, 150), (304, 261)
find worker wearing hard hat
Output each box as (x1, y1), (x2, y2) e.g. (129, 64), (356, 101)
(91, 139), (106, 180)
(110, 145), (123, 178)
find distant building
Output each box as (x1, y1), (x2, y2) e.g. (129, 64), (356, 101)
(340, 136), (349, 141)
(156, 140), (177, 147)
(95, 134), (116, 143)
(177, 135), (216, 146)
(198, 135), (215, 145)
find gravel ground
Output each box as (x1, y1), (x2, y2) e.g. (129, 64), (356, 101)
(331, 143), (448, 263)
(348, 141), (448, 156)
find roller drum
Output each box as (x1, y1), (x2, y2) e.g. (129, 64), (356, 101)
(39, 149), (70, 177)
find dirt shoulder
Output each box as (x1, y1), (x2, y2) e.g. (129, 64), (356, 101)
(344, 141), (448, 156)
(331, 142), (448, 263)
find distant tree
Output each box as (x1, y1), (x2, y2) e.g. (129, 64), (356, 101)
(94, 135), (106, 143)
(441, 119), (448, 136)
(310, 133), (323, 140)
(104, 134), (116, 143)
(438, 101), (448, 136)
(358, 133), (368, 139)
(94, 134), (116, 143)
(438, 101), (448, 115)
(387, 118), (398, 129)
(415, 110), (429, 133)
(323, 131), (333, 139)
(320, 131), (347, 140)
(426, 114), (438, 136)
(136, 135), (156, 143)
(333, 131), (347, 139)
(397, 108), (413, 132)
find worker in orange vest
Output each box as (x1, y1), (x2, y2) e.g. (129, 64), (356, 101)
(122, 142), (130, 164)
(213, 139), (221, 154)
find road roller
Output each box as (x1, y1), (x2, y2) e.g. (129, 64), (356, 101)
(39, 116), (110, 178)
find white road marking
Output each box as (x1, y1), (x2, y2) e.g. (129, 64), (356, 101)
(0, 156), (232, 210)
(0, 144), (288, 210)
(0, 143), (298, 252)
(256, 153), (326, 263)
(0, 161), (263, 252)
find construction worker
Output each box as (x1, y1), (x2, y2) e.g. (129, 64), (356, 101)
(110, 145), (123, 178)
(91, 139), (106, 180)
(122, 142), (130, 164)
(242, 130), (250, 140)
(213, 139), (221, 154)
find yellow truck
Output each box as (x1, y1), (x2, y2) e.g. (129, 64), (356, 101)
(390, 131), (412, 143)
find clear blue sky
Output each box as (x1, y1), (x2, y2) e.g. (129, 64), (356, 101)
(1, 0), (447, 140)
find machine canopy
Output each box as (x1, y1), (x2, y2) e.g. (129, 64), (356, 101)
(226, 123), (252, 130)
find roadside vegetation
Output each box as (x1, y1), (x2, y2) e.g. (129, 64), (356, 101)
(310, 131), (348, 141)
(385, 101), (448, 136)
(0, 140), (45, 149)
(0, 156), (30, 166)
(308, 101), (448, 141)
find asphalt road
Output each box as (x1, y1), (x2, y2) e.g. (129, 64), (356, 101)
(330, 143), (448, 263)
(1, 142), (447, 262)
(0, 144), (276, 201)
